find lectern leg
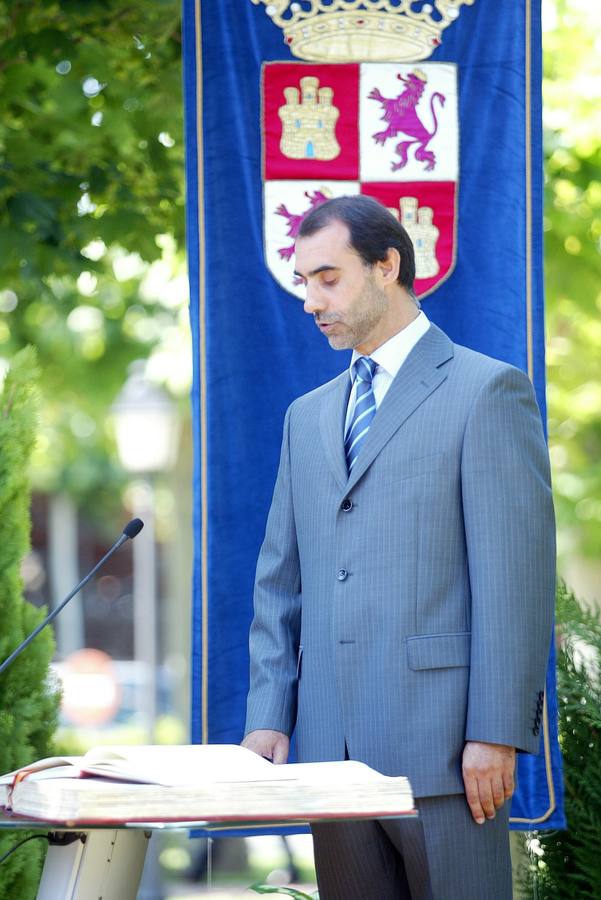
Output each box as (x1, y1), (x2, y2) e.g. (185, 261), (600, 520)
(37, 829), (150, 900)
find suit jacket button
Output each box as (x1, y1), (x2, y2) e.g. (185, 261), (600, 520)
(341, 498), (353, 512)
(336, 568), (348, 581)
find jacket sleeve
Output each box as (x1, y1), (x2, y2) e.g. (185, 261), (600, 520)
(461, 365), (556, 754)
(244, 404), (302, 738)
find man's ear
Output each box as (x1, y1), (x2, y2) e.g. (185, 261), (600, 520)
(377, 248), (401, 286)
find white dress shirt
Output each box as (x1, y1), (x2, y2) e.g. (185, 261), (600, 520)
(344, 312), (431, 436)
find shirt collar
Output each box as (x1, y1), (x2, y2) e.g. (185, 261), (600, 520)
(349, 312), (431, 380)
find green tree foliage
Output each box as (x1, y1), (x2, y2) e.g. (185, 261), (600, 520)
(543, 1), (601, 561)
(0, 0), (185, 521)
(0, 347), (60, 897)
(523, 583), (601, 897)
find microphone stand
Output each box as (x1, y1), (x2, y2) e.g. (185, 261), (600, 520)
(0, 519), (144, 676)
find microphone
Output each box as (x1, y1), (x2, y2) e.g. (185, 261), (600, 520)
(0, 519), (144, 675)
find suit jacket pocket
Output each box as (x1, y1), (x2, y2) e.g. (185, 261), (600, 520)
(406, 632), (471, 670)
(380, 451), (446, 487)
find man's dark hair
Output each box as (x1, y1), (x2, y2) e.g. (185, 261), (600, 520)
(298, 195), (417, 298)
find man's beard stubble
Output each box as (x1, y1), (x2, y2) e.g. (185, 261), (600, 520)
(320, 273), (389, 351)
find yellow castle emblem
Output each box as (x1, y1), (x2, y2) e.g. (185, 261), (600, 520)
(390, 197), (440, 279)
(279, 76), (340, 160)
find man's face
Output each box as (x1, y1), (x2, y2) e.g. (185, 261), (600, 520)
(294, 220), (389, 353)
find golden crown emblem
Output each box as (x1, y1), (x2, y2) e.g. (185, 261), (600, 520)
(251, 0), (476, 62)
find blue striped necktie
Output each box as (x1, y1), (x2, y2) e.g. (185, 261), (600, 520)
(345, 356), (378, 473)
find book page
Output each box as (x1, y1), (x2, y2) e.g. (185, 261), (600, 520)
(80, 745), (297, 786)
(283, 760), (407, 785)
(0, 756), (82, 784)
(13, 765), (82, 782)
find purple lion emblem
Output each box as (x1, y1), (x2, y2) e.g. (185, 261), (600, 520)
(369, 71), (446, 172)
(276, 189), (331, 276)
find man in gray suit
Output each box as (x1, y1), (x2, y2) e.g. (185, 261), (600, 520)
(243, 195), (555, 899)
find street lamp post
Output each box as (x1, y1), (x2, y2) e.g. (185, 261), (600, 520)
(112, 363), (179, 740)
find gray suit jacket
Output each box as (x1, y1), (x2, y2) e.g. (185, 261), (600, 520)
(245, 324), (556, 797)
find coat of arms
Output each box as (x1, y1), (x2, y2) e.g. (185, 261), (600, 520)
(262, 60), (458, 300)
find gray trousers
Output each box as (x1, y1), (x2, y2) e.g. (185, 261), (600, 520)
(311, 794), (512, 900)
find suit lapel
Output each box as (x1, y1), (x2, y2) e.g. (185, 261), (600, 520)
(345, 324), (454, 493)
(319, 372), (352, 493)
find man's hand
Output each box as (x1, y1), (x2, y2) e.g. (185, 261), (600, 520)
(462, 741), (516, 825)
(241, 729), (290, 764)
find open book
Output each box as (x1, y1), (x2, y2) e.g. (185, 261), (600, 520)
(0, 744), (414, 825)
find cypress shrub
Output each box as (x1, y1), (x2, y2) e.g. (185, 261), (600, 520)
(0, 348), (60, 897)
(523, 582), (601, 897)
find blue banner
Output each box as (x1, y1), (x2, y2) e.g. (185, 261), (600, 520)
(183, 0), (564, 829)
